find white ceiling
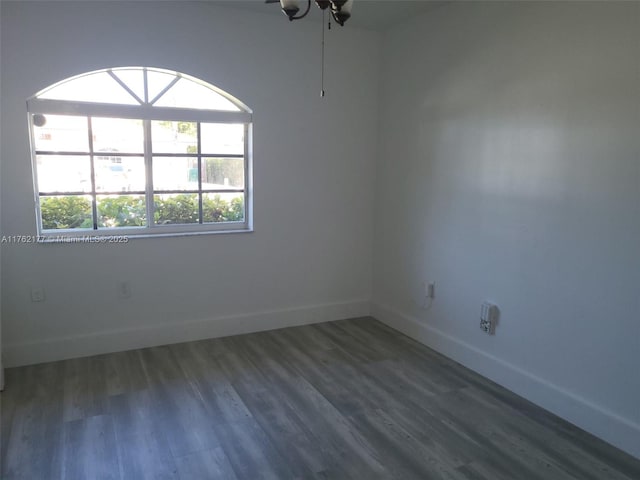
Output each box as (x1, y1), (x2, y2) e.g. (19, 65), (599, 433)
(213, 0), (445, 30)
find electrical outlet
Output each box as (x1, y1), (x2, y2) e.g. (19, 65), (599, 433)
(480, 302), (498, 334)
(118, 281), (131, 299)
(31, 287), (45, 302)
(427, 282), (435, 299)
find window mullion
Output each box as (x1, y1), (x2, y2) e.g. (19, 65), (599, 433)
(107, 70), (144, 105)
(149, 76), (180, 105)
(87, 117), (98, 230)
(143, 68), (149, 104)
(144, 119), (154, 228)
(27, 98), (251, 123)
(197, 123), (203, 224)
(244, 122), (251, 228)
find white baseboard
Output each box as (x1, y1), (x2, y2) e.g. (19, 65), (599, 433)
(372, 302), (640, 460)
(3, 299), (371, 368)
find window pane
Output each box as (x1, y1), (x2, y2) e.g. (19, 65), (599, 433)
(202, 158), (244, 189)
(40, 195), (93, 230)
(37, 155), (91, 193)
(112, 69), (145, 103)
(33, 115), (88, 152)
(97, 195), (146, 228)
(202, 193), (244, 223)
(147, 70), (176, 103)
(151, 121), (197, 154)
(92, 117), (144, 154)
(38, 72), (138, 105)
(201, 123), (244, 154)
(95, 156), (145, 193)
(154, 78), (240, 111)
(152, 157), (198, 191)
(154, 193), (199, 225)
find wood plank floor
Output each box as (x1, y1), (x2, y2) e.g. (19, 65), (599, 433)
(2, 317), (639, 479)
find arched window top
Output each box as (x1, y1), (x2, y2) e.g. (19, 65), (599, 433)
(27, 67), (253, 240)
(32, 67), (250, 113)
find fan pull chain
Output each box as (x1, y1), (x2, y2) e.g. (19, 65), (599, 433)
(321, 9), (326, 97)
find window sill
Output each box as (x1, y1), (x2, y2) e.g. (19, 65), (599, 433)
(37, 227), (254, 244)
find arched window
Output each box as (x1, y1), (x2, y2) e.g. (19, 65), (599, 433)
(28, 67), (252, 240)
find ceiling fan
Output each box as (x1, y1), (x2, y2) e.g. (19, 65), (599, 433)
(266, 0), (353, 26)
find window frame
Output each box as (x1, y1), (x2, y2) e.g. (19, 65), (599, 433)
(27, 68), (253, 241)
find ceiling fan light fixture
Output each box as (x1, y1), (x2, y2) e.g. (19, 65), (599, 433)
(280, 0), (300, 20)
(267, 0), (355, 96)
(271, 0), (354, 25)
(331, 0), (352, 25)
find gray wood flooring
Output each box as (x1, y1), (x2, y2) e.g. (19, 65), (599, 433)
(1, 317), (639, 479)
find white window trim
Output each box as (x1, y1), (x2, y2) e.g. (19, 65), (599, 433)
(27, 69), (253, 242)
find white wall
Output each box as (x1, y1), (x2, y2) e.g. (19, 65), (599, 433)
(373, 1), (640, 458)
(0, 1), (378, 366)
(2, 0), (638, 461)
(0, 27), (2, 387)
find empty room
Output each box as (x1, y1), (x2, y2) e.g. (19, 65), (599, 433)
(1, 0), (639, 478)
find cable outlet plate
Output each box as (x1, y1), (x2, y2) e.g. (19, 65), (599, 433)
(424, 282), (435, 299)
(31, 287), (45, 302)
(118, 281), (131, 299)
